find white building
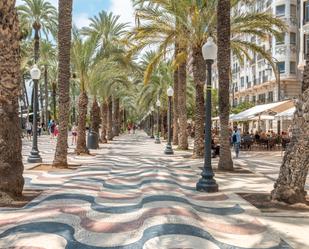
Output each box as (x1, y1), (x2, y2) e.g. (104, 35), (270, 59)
(298, 0), (309, 71)
(213, 0), (302, 107)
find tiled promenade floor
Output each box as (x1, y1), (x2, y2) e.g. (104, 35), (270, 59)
(0, 132), (294, 248)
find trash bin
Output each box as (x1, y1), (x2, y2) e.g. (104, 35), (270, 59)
(87, 130), (98, 149)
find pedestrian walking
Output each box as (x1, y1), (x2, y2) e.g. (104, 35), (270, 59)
(25, 120), (32, 140)
(232, 126), (241, 158)
(50, 120), (55, 139)
(54, 123), (59, 137)
(37, 123), (42, 136)
(71, 123), (78, 145)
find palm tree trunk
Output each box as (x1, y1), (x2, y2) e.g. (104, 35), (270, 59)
(52, 82), (57, 120)
(44, 65), (49, 130)
(217, 0), (233, 170)
(0, 1), (24, 197)
(91, 97), (100, 135)
(75, 91), (89, 155)
(161, 110), (166, 139)
(192, 46), (206, 158)
(107, 96), (113, 140)
(100, 100), (108, 143)
(271, 63), (309, 204)
(113, 97), (120, 136)
(22, 74), (29, 109)
(39, 81), (44, 124)
(177, 51), (188, 150)
(173, 48), (179, 145)
(53, 0), (73, 166)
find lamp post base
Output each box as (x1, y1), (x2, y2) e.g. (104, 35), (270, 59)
(164, 144), (174, 154)
(155, 137), (161, 144)
(27, 150), (42, 163)
(196, 177), (218, 192)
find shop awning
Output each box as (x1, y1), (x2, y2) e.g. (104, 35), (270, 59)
(212, 114), (235, 121)
(275, 107), (295, 120)
(249, 115), (275, 121)
(231, 100), (294, 122)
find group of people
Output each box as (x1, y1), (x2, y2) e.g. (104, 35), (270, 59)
(48, 120), (59, 139)
(127, 124), (137, 134)
(24, 119), (79, 146)
(211, 126), (245, 159)
(25, 121), (44, 140)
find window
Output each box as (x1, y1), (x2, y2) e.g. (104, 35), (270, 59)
(245, 95), (249, 102)
(290, 32), (296, 45)
(306, 35), (309, 55)
(276, 33), (285, 45)
(276, 5), (285, 16)
(241, 77), (244, 87)
(290, 62), (296, 74)
(258, 93), (266, 104)
(290, 5), (296, 17)
(252, 96), (256, 103)
(306, 2), (309, 22)
(268, 91), (273, 102)
(277, 62), (285, 73)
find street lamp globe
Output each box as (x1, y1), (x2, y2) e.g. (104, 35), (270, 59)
(167, 86), (174, 97)
(30, 64), (41, 80)
(156, 99), (161, 107)
(202, 37), (217, 61)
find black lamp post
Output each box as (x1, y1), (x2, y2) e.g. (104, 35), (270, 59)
(28, 65), (42, 163)
(150, 107), (155, 138)
(155, 99), (161, 144)
(196, 37), (218, 192)
(165, 86), (174, 154)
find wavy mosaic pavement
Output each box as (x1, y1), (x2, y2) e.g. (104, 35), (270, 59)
(0, 133), (292, 248)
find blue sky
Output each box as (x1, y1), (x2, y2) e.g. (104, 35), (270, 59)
(16, 0), (135, 28)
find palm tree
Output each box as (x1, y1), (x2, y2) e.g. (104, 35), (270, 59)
(18, 0), (57, 62)
(71, 30), (98, 155)
(216, 0), (233, 170)
(0, 0), (24, 198)
(39, 40), (56, 130)
(53, 0), (73, 167)
(90, 97), (101, 142)
(271, 61), (309, 204)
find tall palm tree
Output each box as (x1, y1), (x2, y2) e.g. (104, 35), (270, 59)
(53, 0), (73, 167)
(271, 62), (309, 204)
(39, 40), (56, 129)
(71, 30), (98, 155)
(18, 0), (57, 62)
(0, 0), (24, 198)
(217, 0), (233, 170)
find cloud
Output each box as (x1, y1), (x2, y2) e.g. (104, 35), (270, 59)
(74, 13), (91, 29)
(108, 0), (135, 27)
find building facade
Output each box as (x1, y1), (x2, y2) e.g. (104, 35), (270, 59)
(298, 0), (309, 70)
(213, 0), (302, 107)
